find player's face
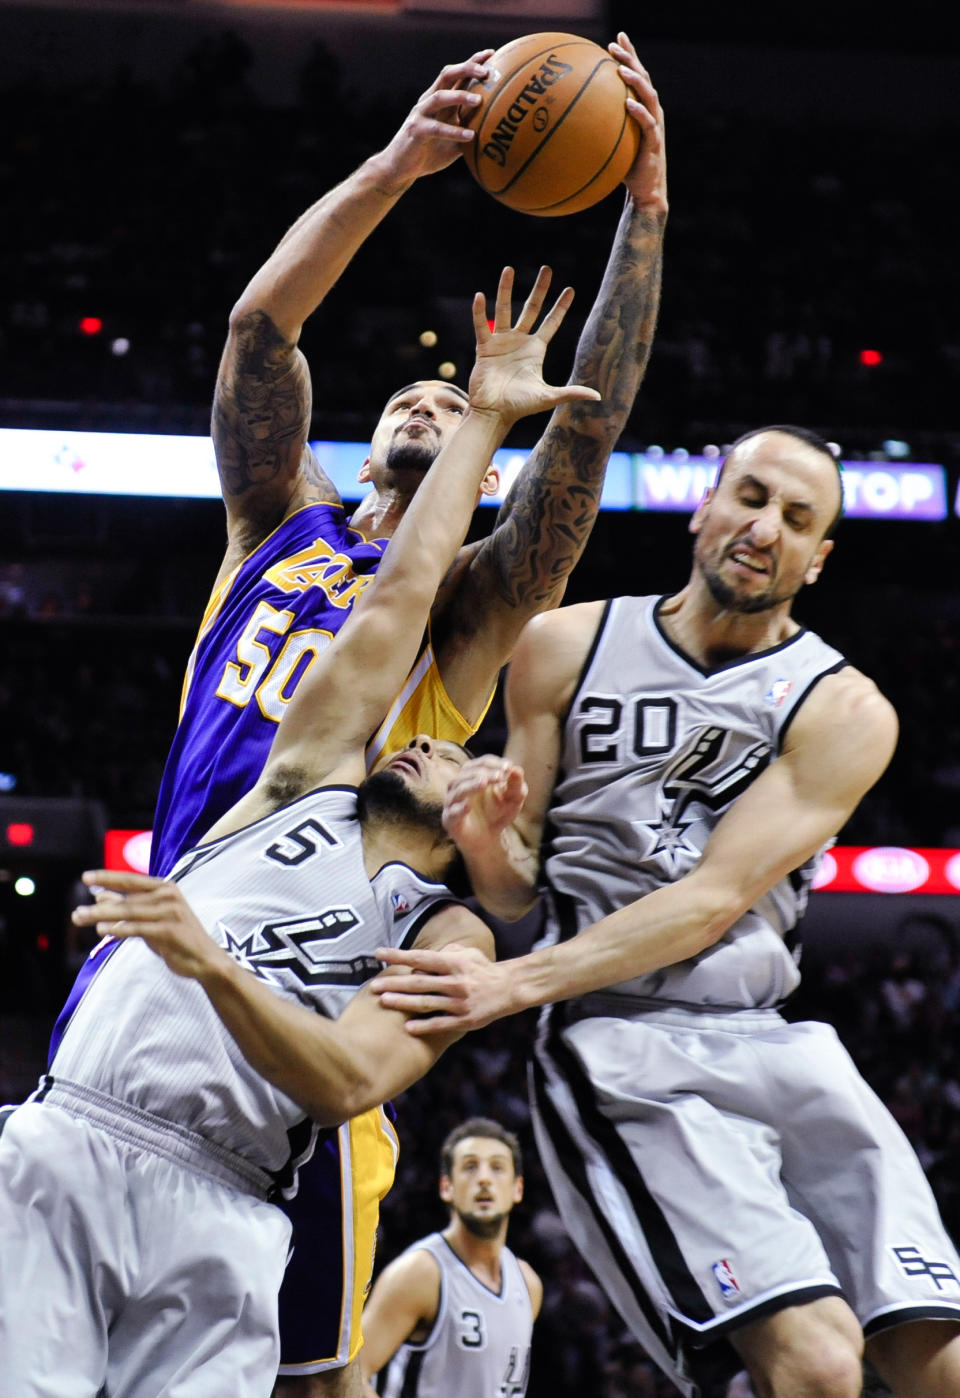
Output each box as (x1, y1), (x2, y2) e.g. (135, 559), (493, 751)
(440, 1136), (523, 1240)
(363, 381), (469, 488)
(689, 432), (839, 614)
(372, 735), (472, 807)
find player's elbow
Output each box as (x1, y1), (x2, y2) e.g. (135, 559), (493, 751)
(225, 299), (300, 357)
(689, 878), (751, 950)
(302, 1062), (382, 1129)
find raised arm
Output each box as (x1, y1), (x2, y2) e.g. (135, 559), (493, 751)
(374, 669), (898, 1031)
(431, 34), (668, 718)
(204, 269), (601, 833)
(210, 50), (493, 570)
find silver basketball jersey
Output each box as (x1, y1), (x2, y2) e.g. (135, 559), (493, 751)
(50, 785), (457, 1174)
(376, 1232), (534, 1398)
(543, 595), (846, 1009)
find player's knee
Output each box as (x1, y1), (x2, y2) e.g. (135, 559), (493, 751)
(738, 1301), (863, 1398)
(791, 1336), (863, 1397)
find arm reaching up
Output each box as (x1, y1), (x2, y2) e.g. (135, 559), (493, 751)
(210, 49), (494, 567)
(203, 266), (601, 835)
(430, 34), (669, 721)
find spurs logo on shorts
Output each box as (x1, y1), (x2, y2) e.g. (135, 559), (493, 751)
(892, 1245), (960, 1291)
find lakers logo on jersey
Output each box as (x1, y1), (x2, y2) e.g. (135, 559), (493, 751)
(263, 540), (375, 609)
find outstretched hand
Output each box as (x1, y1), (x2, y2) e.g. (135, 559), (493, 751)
(370, 942), (519, 1034)
(380, 50), (495, 184)
(442, 754), (528, 852)
(468, 266), (602, 426)
(72, 870), (223, 984)
(610, 32), (667, 211)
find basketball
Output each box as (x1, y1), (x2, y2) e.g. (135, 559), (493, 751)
(461, 32), (640, 217)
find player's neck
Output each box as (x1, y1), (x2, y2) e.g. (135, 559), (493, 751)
(360, 817), (450, 885)
(348, 484), (414, 539)
(660, 580), (800, 668)
(443, 1221), (507, 1288)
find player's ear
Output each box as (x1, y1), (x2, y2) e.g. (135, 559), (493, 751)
(804, 537), (834, 586)
(512, 1174), (524, 1205)
(689, 487), (714, 536)
(358, 457), (373, 484)
(478, 466), (500, 499)
(439, 1174), (453, 1204)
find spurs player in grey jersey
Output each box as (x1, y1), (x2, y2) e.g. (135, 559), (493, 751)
(0, 272), (598, 1398)
(361, 1118), (540, 1398)
(373, 426), (960, 1397)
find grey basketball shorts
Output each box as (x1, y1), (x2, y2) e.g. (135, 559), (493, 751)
(530, 1001), (960, 1396)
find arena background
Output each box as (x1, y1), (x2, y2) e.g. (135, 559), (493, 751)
(1, 1), (959, 1391)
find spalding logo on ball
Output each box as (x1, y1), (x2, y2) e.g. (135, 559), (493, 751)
(462, 32), (640, 217)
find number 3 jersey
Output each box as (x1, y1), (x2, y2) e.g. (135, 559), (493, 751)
(374, 1233), (534, 1398)
(48, 785), (458, 1179)
(544, 594), (847, 1010)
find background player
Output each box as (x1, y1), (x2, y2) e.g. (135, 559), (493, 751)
(2, 270), (593, 1398)
(373, 427), (960, 1396)
(360, 1117), (541, 1398)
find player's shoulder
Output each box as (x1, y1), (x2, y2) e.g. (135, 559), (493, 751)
(785, 662), (898, 755)
(387, 1239), (445, 1295)
(515, 599), (607, 660)
(516, 1256), (544, 1318)
(802, 663), (895, 725)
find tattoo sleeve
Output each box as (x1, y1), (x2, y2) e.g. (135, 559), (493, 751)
(482, 201), (667, 609)
(212, 310), (339, 540)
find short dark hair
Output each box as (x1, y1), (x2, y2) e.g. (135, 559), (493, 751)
(384, 381), (469, 408)
(440, 1118), (523, 1178)
(717, 424), (845, 538)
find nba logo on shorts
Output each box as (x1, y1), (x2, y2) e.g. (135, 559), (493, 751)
(712, 1259), (741, 1299)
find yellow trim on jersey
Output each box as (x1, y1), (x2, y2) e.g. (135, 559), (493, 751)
(366, 631), (495, 770)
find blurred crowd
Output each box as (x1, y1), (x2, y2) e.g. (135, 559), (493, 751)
(1, 30), (958, 458)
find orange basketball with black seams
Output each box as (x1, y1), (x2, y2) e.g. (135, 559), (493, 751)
(461, 32), (640, 217)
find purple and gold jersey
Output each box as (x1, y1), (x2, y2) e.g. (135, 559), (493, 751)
(150, 503), (387, 876)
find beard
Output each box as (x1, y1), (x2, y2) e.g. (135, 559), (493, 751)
(357, 767), (445, 836)
(452, 1204), (508, 1241)
(698, 543), (802, 615)
(384, 432), (439, 476)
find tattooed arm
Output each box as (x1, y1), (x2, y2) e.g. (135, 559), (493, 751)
(210, 49), (493, 579)
(431, 35), (668, 723)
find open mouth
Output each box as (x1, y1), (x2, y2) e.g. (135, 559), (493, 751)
(388, 752), (423, 780)
(728, 546), (770, 576)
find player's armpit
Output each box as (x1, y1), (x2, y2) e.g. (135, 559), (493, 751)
(360, 1248), (442, 1380)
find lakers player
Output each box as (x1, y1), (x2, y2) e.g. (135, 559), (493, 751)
(0, 270), (595, 1397)
(375, 427), (960, 1396)
(361, 1119), (540, 1398)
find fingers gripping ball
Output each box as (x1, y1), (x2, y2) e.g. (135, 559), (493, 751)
(462, 32), (640, 217)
